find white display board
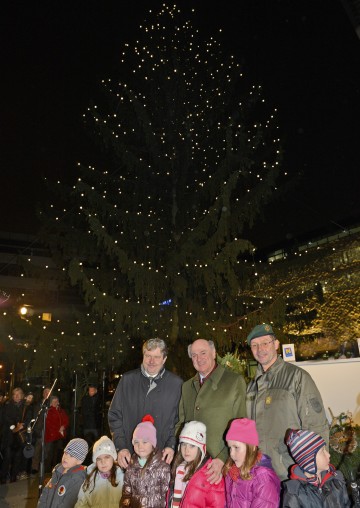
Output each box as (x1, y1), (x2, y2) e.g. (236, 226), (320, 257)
(296, 357), (360, 425)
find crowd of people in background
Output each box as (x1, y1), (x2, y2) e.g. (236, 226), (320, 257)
(0, 382), (99, 483)
(0, 328), (354, 507)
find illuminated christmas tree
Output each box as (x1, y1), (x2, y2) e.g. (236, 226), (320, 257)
(42, 5), (282, 365)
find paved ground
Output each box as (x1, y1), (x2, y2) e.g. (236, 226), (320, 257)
(0, 477), (40, 508)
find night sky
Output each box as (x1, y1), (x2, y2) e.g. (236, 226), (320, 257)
(1, 0), (360, 249)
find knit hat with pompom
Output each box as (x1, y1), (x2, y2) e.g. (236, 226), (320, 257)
(132, 414), (157, 449)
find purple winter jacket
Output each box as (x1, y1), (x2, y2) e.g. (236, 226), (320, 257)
(224, 453), (281, 508)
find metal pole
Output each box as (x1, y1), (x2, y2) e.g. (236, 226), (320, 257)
(101, 370), (106, 434)
(72, 373), (78, 437)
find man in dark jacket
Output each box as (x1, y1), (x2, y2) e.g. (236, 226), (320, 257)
(81, 383), (102, 448)
(108, 338), (183, 469)
(0, 387), (33, 483)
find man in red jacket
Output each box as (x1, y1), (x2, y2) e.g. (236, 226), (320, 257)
(44, 395), (69, 472)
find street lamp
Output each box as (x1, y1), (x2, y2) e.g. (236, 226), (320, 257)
(18, 305), (34, 318)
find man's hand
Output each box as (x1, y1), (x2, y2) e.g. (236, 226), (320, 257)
(13, 422), (24, 433)
(117, 449), (131, 469)
(162, 447), (174, 464)
(204, 457), (224, 484)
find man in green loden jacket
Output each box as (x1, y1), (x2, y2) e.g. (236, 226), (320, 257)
(246, 323), (329, 481)
(177, 339), (246, 484)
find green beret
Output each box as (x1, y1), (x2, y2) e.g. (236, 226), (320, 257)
(247, 324), (275, 345)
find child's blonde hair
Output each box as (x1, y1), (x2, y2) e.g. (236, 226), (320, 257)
(223, 444), (260, 480)
(82, 462), (119, 493)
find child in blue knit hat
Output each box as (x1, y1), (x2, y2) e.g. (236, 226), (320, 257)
(38, 438), (88, 508)
(282, 429), (350, 507)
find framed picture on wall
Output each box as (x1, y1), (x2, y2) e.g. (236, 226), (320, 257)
(282, 343), (296, 362)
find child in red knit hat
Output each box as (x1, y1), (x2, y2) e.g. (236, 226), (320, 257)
(119, 415), (170, 508)
(223, 418), (280, 507)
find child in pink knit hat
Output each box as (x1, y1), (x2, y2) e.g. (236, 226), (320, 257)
(223, 418), (280, 507)
(120, 415), (170, 508)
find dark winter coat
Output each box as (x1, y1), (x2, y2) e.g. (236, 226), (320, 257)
(81, 393), (102, 430)
(167, 456), (225, 508)
(282, 464), (351, 507)
(32, 399), (50, 438)
(108, 367), (182, 453)
(1, 399), (33, 448)
(224, 453), (280, 508)
(120, 450), (170, 508)
(38, 463), (87, 508)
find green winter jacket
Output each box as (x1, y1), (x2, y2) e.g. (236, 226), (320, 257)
(177, 364), (246, 463)
(246, 356), (329, 481)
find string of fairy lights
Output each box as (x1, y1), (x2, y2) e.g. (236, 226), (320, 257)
(6, 4), (343, 379)
(2, 222), (359, 377)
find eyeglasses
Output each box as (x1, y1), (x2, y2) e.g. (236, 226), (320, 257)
(250, 339), (275, 351)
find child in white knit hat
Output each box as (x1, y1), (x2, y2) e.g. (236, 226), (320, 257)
(167, 421), (225, 507)
(75, 435), (123, 508)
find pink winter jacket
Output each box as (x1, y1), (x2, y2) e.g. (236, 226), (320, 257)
(167, 457), (225, 508)
(224, 453), (281, 508)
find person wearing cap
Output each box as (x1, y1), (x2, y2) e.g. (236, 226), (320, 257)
(176, 339), (246, 484)
(25, 392), (34, 405)
(246, 323), (329, 481)
(223, 418), (280, 507)
(75, 435), (124, 508)
(167, 421), (225, 507)
(108, 338), (183, 468)
(120, 415), (171, 508)
(38, 438), (88, 508)
(283, 428), (350, 507)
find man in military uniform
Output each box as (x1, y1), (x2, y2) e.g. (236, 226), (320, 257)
(246, 323), (329, 481)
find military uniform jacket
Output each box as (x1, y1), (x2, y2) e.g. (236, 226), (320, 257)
(246, 356), (329, 480)
(177, 364), (246, 463)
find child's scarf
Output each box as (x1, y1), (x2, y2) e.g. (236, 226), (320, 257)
(172, 462), (187, 507)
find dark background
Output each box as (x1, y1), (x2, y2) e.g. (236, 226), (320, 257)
(1, 0), (359, 249)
